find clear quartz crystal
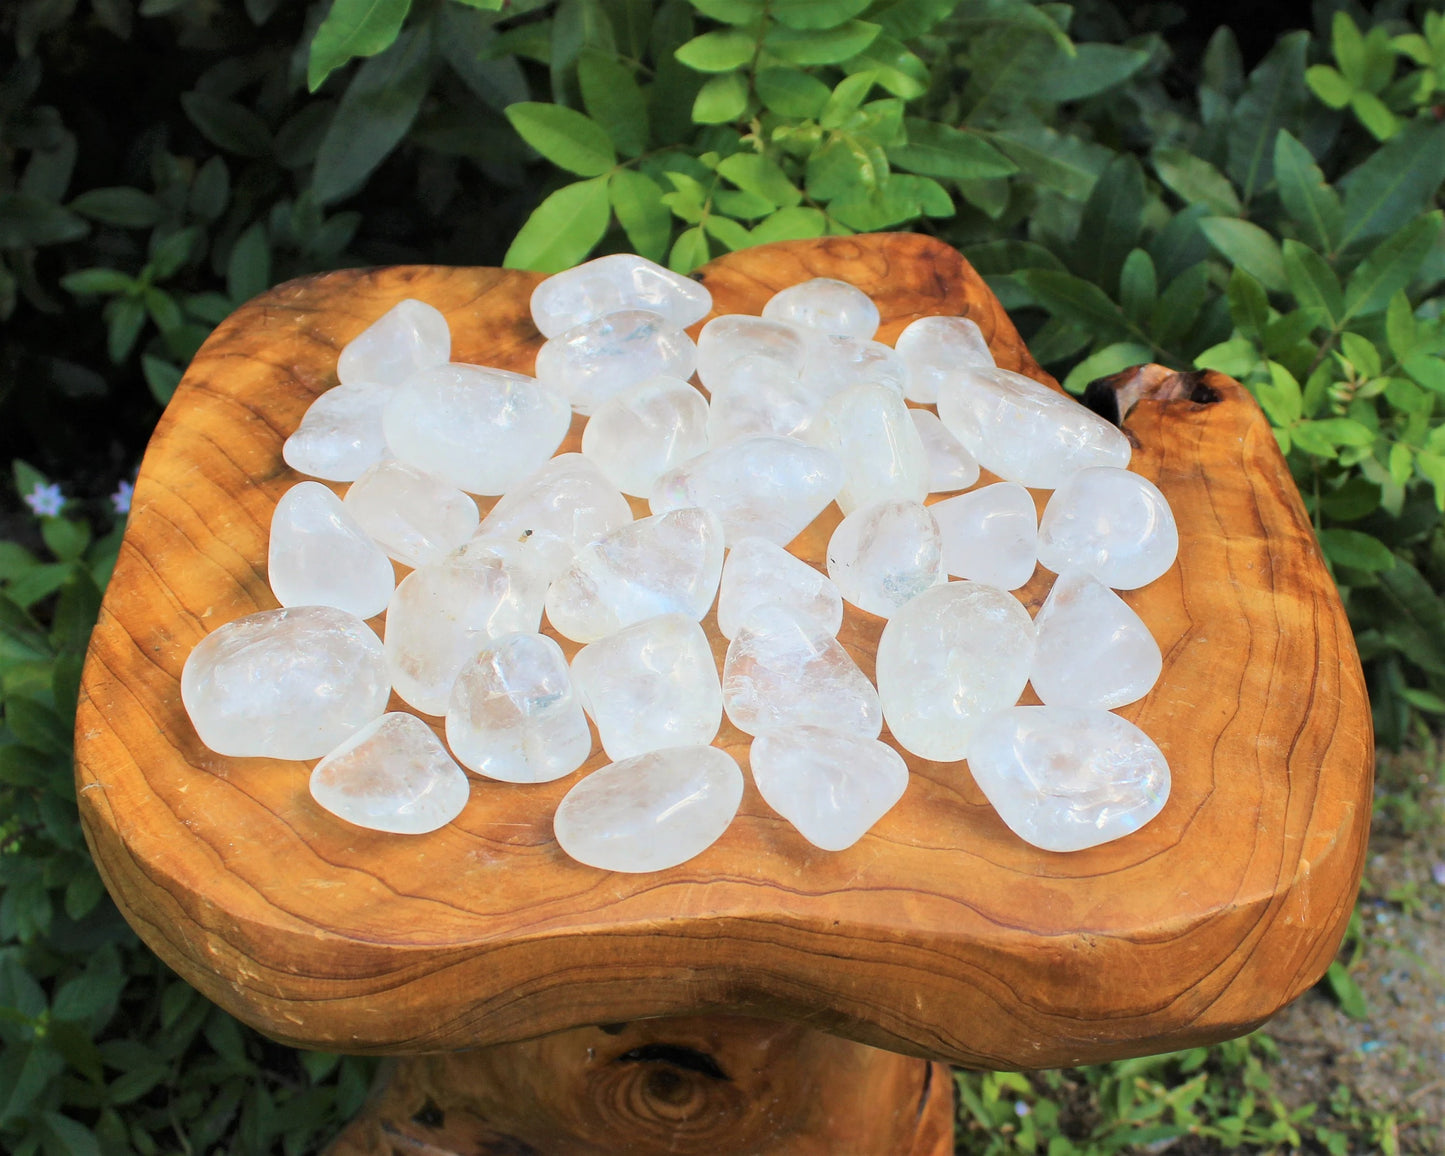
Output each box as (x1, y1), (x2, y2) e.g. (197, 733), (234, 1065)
(826, 499), (944, 618)
(268, 481), (394, 619)
(1036, 466), (1178, 590)
(580, 376), (709, 497)
(696, 316), (810, 393)
(801, 334), (907, 400)
(875, 581), (1036, 761)
(283, 382), (391, 482)
(182, 606), (390, 759)
(553, 746), (743, 873)
(1030, 571), (1161, 710)
(751, 726), (908, 851)
(810, 384), (928, 514)
(910, 408), (980, 493)
(570, 614), (722, 760)
(446, 632), (592, 783)
(342, 459), (479, 568)
(337, 299), (450, 386)
(706, 361), (818, 445)
(716, 536), (843, 640)
(895, 315), (994, 404)
(309, 713), (470, 835)
(722, 603), (881, 738)
(967, 706), (1170, 852)
(535, 310), (697, 416)
(761, 278), (880, 340)
(932, 482), (1038, 590)
(530, 254), (712, 338)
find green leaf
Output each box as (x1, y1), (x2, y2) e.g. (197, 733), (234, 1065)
(1072, 153), (1144, 293)
(1338, 119), (1445, 248)
(41, 517), (90, 563)
(609, 169), (670, 262)
(1305, 63), (1353, 108)
(1404, 352), (1445, 396)
(180, 92), (273, 158)
(688, 0), (761, 22)
(105, 296), (146, 363)
(1012, 269), (1132, 343)
(692, 72), (749, 124)
(820, 71), (878, 129)
(1281, 240), (1342, 329)
(1152, 148), (1241, 216)
(1227, 31), (1310, 202)
(578, 51), (648, 156)
(68, 186), (161, 229)
(874, 0), (961, 40)
(1036, 42), (1149, 102)
(842, 34), (929, 99)
(716, 152), (802, 208)
(0, 192), (89, 248)
(764, 20), (880, 66)
(189, 156), (231, 221)
(60, 268), (133, 296)
(1061, 342), (1152, 395)
(702, 214), (750, 250)
(141, 355), (183, 405)
(504, 102), (617, 177)
(755, 67), (830, 117)
(669, 225), (709, 273)
(674, 29), (755, 72)
(888, 119), (1015, 181)
(226, 222), (271, 303)
(1385, 290), (1418, 361)
(1320, 528), (1394, 571)
(42, 1111), (101, 1156)
(1257, 360), (1303, 426)
(1273, 129), (1342, 255)
(436, 4), (528, 110)
(1226, 266), (1269, 341)
(1151, 262), (1210, 351)
(1118, 248), (1157, 326)
(749, 206), (827, 243)
(1350, 90), (1397, 141)
(504, 177), (611, 272)
(1199, 217), (1287, 293)
(770, 0), (870, 30)
(986, 122), (1108, 200)
(1324, 962), (1369, 1019)
(307, 0), (412, 92)
(1342, 211), (1444, 321)
(1194, 337), (1260, 378)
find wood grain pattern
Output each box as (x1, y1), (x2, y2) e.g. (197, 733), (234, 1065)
(74, 233), (1372, 1069)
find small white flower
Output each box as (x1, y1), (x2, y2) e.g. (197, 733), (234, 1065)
(111, 480), (134, 516)
(23, 481), (64, 518)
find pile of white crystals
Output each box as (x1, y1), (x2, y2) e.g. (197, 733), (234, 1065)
(180, 252), (1181, 869)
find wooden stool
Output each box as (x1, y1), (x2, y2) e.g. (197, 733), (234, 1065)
(74, 234), (1371, 1155)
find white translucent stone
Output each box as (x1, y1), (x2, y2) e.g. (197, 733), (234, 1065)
(181, 606), (389, 759)
(706, 361), (818, 445)
(696, 316), (809, 393)
(553, 746), (743, 872)
(382, 364), (570, 495)
(535, 310), (697, 416)
(895, 315), (995, 404)
(570, 614), (722, 760)
(343, 459), (479, 568)
(716, 537), (842, 640)
(876, 582), (1035, 761)
(580, 376), (709, 497)
(545, 507), (724, 643)
(910, 409), (980, 493)
(751, 726), (908, 851)
(967, 706), (1170, 852)
(932, 483), (1038, 590)
(721, 603), (881, 738)
(1036, 467), (1179, 590)
(801, 335), (907, 399)
(283, 382), (390, 482)
(1030, 571), (1161, 710)
(810, 384), (927, 514)
(310, 713), (469, 835)
(937, 366), (1131, 488)
(651, 436), (843, 546)
(268, 481), (394, 619)
(761, 278), (879, 340)
(826, 500), (944, 619)
(384, 538), (549, 715)
(446, 633), (592, 783)
(337, 299), (450, 386)
(530, 254), (712, 339)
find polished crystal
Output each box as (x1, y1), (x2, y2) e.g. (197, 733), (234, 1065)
(695, 315), (809, 393)
(337, 299), (450, 386)
(283, 382), (390, 482)
(761, 278), (879, 340)
(716, 536), (842, 640)
(932, 482), (1038, 590)
(530, 254), (712, 338)
(268, 481), (394, 619)
(342, 459), (479, 569)
(1030, 570), (1161, 710)
(895, 315), (994, 404)
(910, 408), (979, 493)
(580, 376), (709, 497)
(1036, 466), (1178, 590)
(534, 309), (697, 415)
(826, 499), (944, 618)
(811, 384), (928, 514)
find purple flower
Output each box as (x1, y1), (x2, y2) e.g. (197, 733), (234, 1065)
(1014, 1100), (1031, 1118)
(23, 481), (64, 518)
(111, 479), (134, 516)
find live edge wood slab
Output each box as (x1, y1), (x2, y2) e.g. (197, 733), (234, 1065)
(76, 236), (1370, 1106)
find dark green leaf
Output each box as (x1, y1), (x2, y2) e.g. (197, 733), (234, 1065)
(764, 20), (879, 66)
(1012, 269), (1133, 343)
(771, 0), (870, 30)
(1118, 249), (1157, 329)
(189, 156), (230, 221)
(692, 72), (748, 124)
(609, 169), (670, 262)
(437, 6), (528, 110)
(874, 0), (960, 40)
(1342, 211), (1444, 321)
(0, 192), (88, 248)
(180, 92), (273, 158)
(1151, 148), (1240, 216)
(888, 119), (1015, 181)
(579, 51), (648, 156)
(226, 222), (271, 303)
(1199, 217), (1287, 293)
(1359, 558), (1445, 676)
(1226, 266), (1269, 341)
(7, 696), (71, 756)
(1150, 262), (1209, 351)
(504, 177), (611, 272)
(674, 29), (754, 72)
(141, 355), (183, 405)
(1281, 240), (1342, 329)
(1273, 129), (1342, 254)
(105, 296), (145, 363)
(1071, 152), (1144, 294)
(504, 102), (617, 177)
(754, 68), (830, 117)
(307, 0), (412, 92)
(1227, 31), (1309, 202)
(60, 268), (133, 296)
(1324, 962), (1369, 1019)
(1338, 119), (1445, 248)
(68, 186), (161, 228)
(1036, 42), (1148, 101)
(148, 225), (201, 280)
(986, 121), (1109, 200)
(1320, 528), (1395, 572)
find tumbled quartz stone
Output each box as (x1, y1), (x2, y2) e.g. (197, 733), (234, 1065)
(910, 408), (980, 493)
(580, 376), (709, 497)
(894, 315), (994, 404)
(337, 299), (450, 386)
(545, 507), (724, 643)
(182, 606), (390, 759)
(310, 713), (470, 835)
(553, 746), (743, 873)
(761, 278), (879, 340)
(706, 361), (818, 445)
(826, 500), (944, 619)
(716, 536), (842, 640)
(932, 482), (1038, 590)
(801, 335), (907, 400)
(530, 254), (712, 339)
(268, 481), (394, 619)
(967, 706), (1170, 852)
(343, 459), (479, 568)
(382, 364), (569, 495)
(446, 633), (591, 783)
(570, 614), (722, 760)
(651, 436), (844, 547)
(937, 366), (1131, 489)
(722, 603), (881, 739)
(811, 384), (928, 514)
(751, 726), (908, 851)
(384, 538), (548, 715)
(876, 582), (1035, 761)
(1037, 466), (1179, 590)
(535, 310), (697, 416)
(696, 315), (809, 393)
(1030, 571), (1161, 710)
(283, 382), (390, 482)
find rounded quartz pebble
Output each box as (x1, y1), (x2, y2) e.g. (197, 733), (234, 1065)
(530, 253), (712, 338)
(342, 459), (478, 568)
(1037, 466), (1178, 590)
(382, 364), (569, 495)
(696, 315), (809, 393)
(801, 335), (906, 400)
(895, 315), (994, 404)
(932, 482), (1038, 590)
(937, 366), (1130, 489)
(268, 481), (394, 619)
(721, 603), (881, 738)
(876, 581), (1035, 761)
(309, 713), (470, 835)
(446, 632), (592, 783)
(910, 408), (979, 493)
(534, 309), (697, 416)
(337, 299), (450, 386)
(1030, 571), (1161, 710)
(553, 746), (743, 873)
(181, 606), (390, 759)
(751, 726), (908, 851)
(580, 376), (709, 497)
(706, 361), (818, 445)
(761, 278), (879, 340)
(967, 706), (1170, 852)
(716, 536), (842, 640)
(545, 507), (724, 643)
(826, 499), (945, 618)
(811, 384), (928, 514)
(283, 381), (391, 482)
(570, 614), (722, 760)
